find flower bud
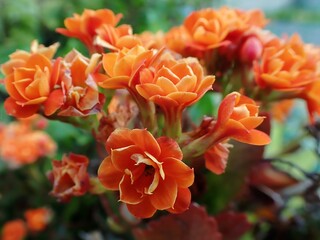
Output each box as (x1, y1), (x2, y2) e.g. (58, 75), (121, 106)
(239, 36), (263, 63)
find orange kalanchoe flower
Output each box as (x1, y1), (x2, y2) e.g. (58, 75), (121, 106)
(98, 128), (194, 218)
(213, 92), (270, 145)
(24, 207), (52, 233)
(2, 42), (63, 118)
(0, 117), (56, 169)
(95, 45), (161, 89)
(58, 50), (103, 116)
(1, 219), (27, 240)
(48, 153), (90, 202)
(136, 57), (215, 138)
(254, 34), (320, 90)
(56, 9), (125, 53)
(183, 7), (268, 52)
(183, 92), (270, 174)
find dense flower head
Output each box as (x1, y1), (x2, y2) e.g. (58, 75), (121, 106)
(2, 42), (63, 118)
(182, 7), (268, 52)
(57, 49), (104, 116)
(98, 128), (194, 218)
(56, 9), (125, 53)
(0, 117), (56, 169)
(24, 207), (52, 232)
(214, 92), (270, 145)
(1, 219), (27, 240)
(48, 153), (90, 202)
(136, 57), (215, 109)
(254, 34), (320, 90)
(94, 45), (161, 89)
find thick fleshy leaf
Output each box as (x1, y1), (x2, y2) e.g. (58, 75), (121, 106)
(133, 203), (222, 240)
(98, 156), (123, 190)
(126, 198), (157, 218)
(150, 177), (177, 210)
(162, 157), (194, 188)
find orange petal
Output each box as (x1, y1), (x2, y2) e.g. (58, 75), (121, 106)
(99, 76), (130, 89)
(102, 53), (117, 77)
(136, 83), (165, 99)
(43, 89), (64, 116)
(167, 187), (191, 214)
(162, 157), (194, 188)
(119, 174), (143, 204)
(239, 117), (264, 130)
(111, 145), (143, 171)
(204, 143), (230, 174)
(176, 75), (197, 92)
(4, 97), (39, 118)
(106, 128), (135, 151)
(130, 129), (161, 157)
(126, 198), (157, 218)
(150, 177), (177, 210)
(217, 92), (238, 126)
(156, 77), (178, 93)
(166, 91), (197, 105)
(232, 129), (271, 145)
(98, 156), (123, 190)
(157, 136), (183, 160)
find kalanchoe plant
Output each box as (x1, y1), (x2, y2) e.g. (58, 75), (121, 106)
(1, 5), (320, 240)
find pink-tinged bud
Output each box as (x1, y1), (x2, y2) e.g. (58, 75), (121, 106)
(239, 36), (263, 63)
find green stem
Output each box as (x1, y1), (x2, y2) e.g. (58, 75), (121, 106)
(163, 106), (182, 140)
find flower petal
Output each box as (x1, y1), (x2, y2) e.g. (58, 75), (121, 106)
(167, 187), (191, 214)
(162, 157), (194, 188)
(98, 156), (123, 190)
(150, 177), (177, 210)
(119, 174), (143, 204)
(126, 198), (157, 218)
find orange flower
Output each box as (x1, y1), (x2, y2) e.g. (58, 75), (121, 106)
(138, 31), (166, 50)
(254, 34), (320, 90)
(1, 219), (27, 240)
(48, 153), (90, 202)
(213, 92), (270, 145)
(95, 24), (140, 51)
(164, 26), (191, 55)
(98, 128), (194, 218)
(299, 81), (320, 123)
(270, 99), (295, 122)
(204, 141), (232, 175)
(136, 57), (215, 138)
(0, 118), (56, 169)
(136, 57), (214, 108)
(183, 7), (267, 52)
(95, 45), (160, 89)
(24, 208), (52, 232)
(58, 50), (104, 116)
(56, 9), (124, 53)
(2, 42), (63, 118)
(182, 92), (270, 173)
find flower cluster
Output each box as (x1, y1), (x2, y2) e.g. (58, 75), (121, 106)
(3, 5), (320, 239)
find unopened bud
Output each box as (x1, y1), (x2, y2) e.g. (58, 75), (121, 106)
(239, 36), (263, 63)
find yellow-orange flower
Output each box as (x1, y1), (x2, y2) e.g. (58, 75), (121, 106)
(56, 9), (124, 53)
(1, 219), (27, 240)
(2, 42), (63, 118)
(24, 208), (52, 232)
(58, 50), (103, 116)
(98, 128), (194, 218)
(48, 153), (90, 202)
(254, 34), (320, 90)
